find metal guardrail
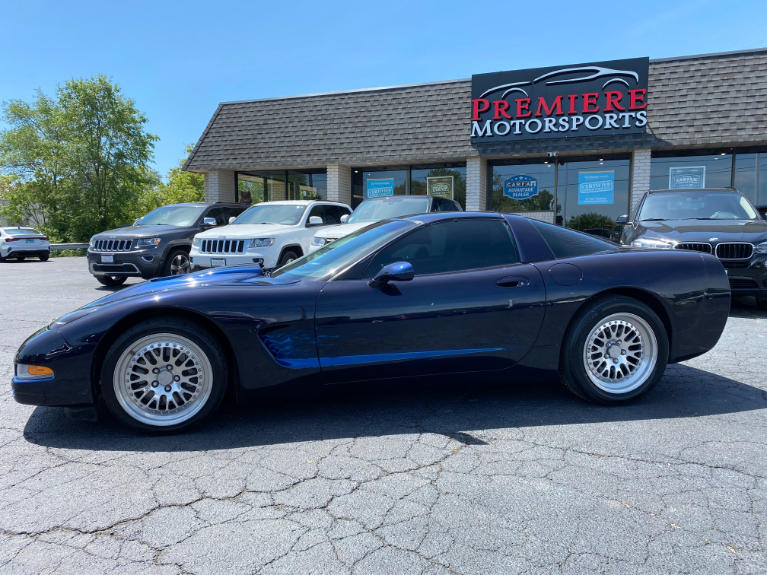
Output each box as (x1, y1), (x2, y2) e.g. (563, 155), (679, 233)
(51, 243), (89, 251)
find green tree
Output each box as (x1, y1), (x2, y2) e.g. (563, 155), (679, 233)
(133, 146), (204, 219)
(0, 75), (158, 241)
(567, 212), (615, 231)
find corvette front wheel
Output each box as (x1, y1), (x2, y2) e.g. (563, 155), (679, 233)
(559, 296), (669, 405)
(101, 318), (227, 433)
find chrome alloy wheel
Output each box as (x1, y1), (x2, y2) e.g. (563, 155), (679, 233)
(113, 334), (213, 426)
(170, 253), (191, 275)
(582, 313), (658, 394)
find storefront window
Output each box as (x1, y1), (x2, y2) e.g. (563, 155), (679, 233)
(561, 158), (631, 233)
(411, 165), (466, 210)
(287, 171), (327, 201)
(734, 153), (757, 206)
(352, 168), (407, 208)
(490, 162), (558, 218)
(760, 154), (767, 208)
(238, 170), (326, 205)
(650, 153), (732, 191)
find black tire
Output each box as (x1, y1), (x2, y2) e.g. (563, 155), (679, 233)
(162, 248), (191, 276)
(278, 249), (299, 267)
(100, 318), (228, 433)
(559, 295), (669, 405)
(96, 275), (127, 287)
(39, 253), (49, 262)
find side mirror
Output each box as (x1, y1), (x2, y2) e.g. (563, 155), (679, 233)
(228, 216), (236, 224)
(201, 217), (217, 228)
(134, 219), (140, 226)
(615, 215), (630, 224)
(308, 216), (324, 226)
(369, 261), (414, 289)
(340, 214), (350, 223)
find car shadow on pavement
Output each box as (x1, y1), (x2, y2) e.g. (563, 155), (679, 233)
(730, 296), (767, 319)
(22, 363), (767, 453)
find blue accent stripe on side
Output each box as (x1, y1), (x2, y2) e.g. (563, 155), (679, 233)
(320, 348), (503, 368)
(12, 375), (56, 383)
(273, 358), (322, 369)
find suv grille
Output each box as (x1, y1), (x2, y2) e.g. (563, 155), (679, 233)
(715, 243), (754, 259)
(675, 243), (712, 254)
(200, 239), (246, 254)
(94, 239), (133, 251)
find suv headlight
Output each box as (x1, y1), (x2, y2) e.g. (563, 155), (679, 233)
(312, 237), (328, 247)
(192, 238), (201, 248)
(89, 237), (96, 247)
(136, 238), (161, 247)
(249, 238), (274, 248)
(631, 238), (676, 249)
(756, 241), (767, 253)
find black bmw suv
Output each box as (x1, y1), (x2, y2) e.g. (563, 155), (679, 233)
(87, 202), (246, 286)
(619, 188), (767, 308)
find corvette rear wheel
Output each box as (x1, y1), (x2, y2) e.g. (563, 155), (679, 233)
(101, 318), (227, 433)
(559, 296), (669, 404)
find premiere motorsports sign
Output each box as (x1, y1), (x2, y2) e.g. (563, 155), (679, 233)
(471, 57), (649, 142)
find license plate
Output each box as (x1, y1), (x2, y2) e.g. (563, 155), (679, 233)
(211, 258), (226, 268)
(101, 255), (114, 263)
(26, 239), (34, 244)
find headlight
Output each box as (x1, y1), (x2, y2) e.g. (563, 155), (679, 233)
(89, 237), (96, 247)
(136, 238), (161, 247)
(312, 237), (328, 247)
(249, 238), (274, 248)
(631, 238), (676, 250)
(756, 241), (767, 253)
(15, 364), (54, 381)
(192, 238), (201, 248)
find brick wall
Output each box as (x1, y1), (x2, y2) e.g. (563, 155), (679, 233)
(630, 148), (651, 214)
(203, 170), (236, 203)
(327, 164), (352, 206)
(465, 157), (487, 211)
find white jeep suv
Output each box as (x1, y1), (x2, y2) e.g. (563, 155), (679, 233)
(190, 200), (351, 271)
(310, 195), (462, 252)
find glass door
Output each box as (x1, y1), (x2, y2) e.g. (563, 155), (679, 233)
(561, 159), (631, 236)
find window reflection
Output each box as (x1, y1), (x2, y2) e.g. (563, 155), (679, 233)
(411, 165), (466, 210)
(650, 154), (732, 191)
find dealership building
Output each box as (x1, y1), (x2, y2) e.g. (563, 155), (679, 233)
(183, 48), (767, 229)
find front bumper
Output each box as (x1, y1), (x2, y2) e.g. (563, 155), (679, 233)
(87, 249), (162, 279)
(190, 250), (277, 270)
(12, 327), (95, 407)
(722, 254), (767, 299)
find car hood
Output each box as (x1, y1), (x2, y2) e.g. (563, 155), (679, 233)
(94, 225), (189, 238)
(314, 222), (372, 239)
(196, 223), (297, 238)
(635, 219), (767, 243)
(78, 266), (300, 310)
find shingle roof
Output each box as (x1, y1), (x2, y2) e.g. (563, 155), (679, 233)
(184, 49), (767, 172)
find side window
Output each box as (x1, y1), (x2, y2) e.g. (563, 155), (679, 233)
(227, 206), (246, 221)
(205, 207), (228, 226)
(429, 199), (440, 212)
(307, 205), (327, 225)
(529, 219), (617, 258)
(363, 219), (519, 278)
(323, 205), (343, 224)
(437, 198), (456, 212)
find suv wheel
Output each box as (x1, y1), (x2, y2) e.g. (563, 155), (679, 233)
(96, 275), (127, 287)
(278, 249), (299, 267)
(163, 248), (191, 276)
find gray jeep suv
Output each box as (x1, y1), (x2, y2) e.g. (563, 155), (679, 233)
(87, 202), (246, 286)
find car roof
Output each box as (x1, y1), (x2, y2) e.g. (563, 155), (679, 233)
(364, 195), (434, 202)
(399, 211), (504, 224)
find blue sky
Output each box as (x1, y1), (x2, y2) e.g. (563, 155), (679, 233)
(2, 0), (766, 177)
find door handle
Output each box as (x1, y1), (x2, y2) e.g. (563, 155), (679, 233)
(496, 275), (529, 288)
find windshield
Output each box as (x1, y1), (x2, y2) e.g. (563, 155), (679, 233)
(3, 228), (43, 236)
(639, 192), (759, 221)
(137, 205), (205, 227)
(233, 204), (307, 225)
(347, 197), (431, 224)
(272, 220), (416, 281)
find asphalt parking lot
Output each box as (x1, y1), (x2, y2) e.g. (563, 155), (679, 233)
(1, 256), (766, 575)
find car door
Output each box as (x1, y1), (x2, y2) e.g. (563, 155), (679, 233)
(314, 217), (547, 382)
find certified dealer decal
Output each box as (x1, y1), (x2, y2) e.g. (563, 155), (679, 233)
(471, 57), (649, 142)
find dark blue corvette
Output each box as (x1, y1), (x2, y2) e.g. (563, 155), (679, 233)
(13, 212), (730, 432)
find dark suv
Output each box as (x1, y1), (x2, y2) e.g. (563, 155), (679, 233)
(619, 188), (767, 308)
(87, 202), (246, 286)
